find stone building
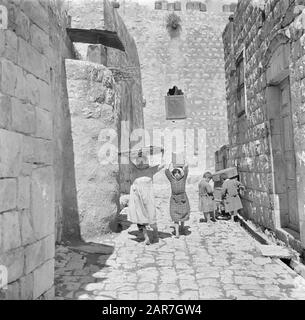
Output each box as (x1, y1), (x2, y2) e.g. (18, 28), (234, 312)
(221, 0), (305, 253)
(118, 0), (237, 179)
(0, 0), (144, 299)
(63, 0), (144, 241)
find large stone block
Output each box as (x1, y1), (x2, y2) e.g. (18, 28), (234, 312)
(11, 98), (36, 135)
(21, 163), (33, 177)
(86, 44), (107, 65)
(0, 129), (22, 178)
(18, 177), (30, 209)
(0, 58), (18, 96)
(22, 135), (35, 163)
(22, 136), (53, 165)
(31, 166), (55, 239)
(24, 234), (54, 274)
(15, 9), (30, 41)
(34, 139), (53, 165)
(37, 78), (52, 111)
(0, 30), (18, 63)
(30, 22), (49, 55)
(18, 37), (49, 82)
(39, 285), (54, 300)
(2, 211), (21, 251)
(0, 179), (17, 213)
(20, 272), (34, 300)
(20, 0), (49, 33)
(0, 248), (24, 283)
(33, 259), (54, 299)
(25, 241), (42, 275)
(26, 73), (41, 107)
(35, 108), (53, 139)
(14, 65), (29, 101)
(20, 209), (35, 246)
(0, 94), (11, 130)
(2, 280), (20, 300)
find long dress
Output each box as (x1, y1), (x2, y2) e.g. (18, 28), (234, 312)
(198, 179), (214, 213)
(221, 179), (243, 213)
(165, 167), (190, 222)
(128, 164), (159, 226)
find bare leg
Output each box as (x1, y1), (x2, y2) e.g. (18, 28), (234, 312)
(229, 211), (234, 220)
(211, 211), (216, 221)
(199, 213), (205, 223)
(180, 221), (185, 235)
(204, 212), (211, 222)
(151, 223), (159, 243)
(174, 222), (180, 238)
(143, 228), (151, 245)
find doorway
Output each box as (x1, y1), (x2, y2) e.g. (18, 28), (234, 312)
(278, 78), (299, 232)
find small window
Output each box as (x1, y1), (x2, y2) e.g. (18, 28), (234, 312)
(236, 53), (246, 117)
(165, 86), (186, 120)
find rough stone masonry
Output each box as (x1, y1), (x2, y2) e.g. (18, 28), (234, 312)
(118, 0), (237, 177)
(222, 0), (305, 252)
(0, 0), (145, 299)
(65, 0), (145, 241)
(0, 0), (74, 299)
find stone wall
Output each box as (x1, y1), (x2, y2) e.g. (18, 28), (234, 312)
(215, 145), (229, 171)
(67, 0), (144, 195)
(65, 60), (120, 241)
(118, 0), (236, 176)
(0, 0), (75, 299)
(50, 2), (80, 245)
(222, 0), (305, 250)
(104, 0), (145, 193)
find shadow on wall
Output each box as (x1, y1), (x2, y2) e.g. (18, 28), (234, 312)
(60, 60), (81, 244)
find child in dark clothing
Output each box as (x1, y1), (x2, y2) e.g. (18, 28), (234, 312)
(198, 172), (215, 223)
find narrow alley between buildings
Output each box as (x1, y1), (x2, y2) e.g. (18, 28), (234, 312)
(55, 183), (305, 300)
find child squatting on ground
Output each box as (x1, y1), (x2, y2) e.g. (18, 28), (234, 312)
(198, 172), (216, 223)
(220, 173), (245, 222)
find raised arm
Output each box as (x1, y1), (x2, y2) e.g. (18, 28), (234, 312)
(183, 162), (189, 178)
(165, 162), (173, 181)
(157, 150), (166, 172)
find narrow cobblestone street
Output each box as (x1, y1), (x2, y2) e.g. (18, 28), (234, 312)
(55, 184), (305, 300)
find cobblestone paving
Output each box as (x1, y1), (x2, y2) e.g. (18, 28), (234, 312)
(55, 184), (305, 300)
